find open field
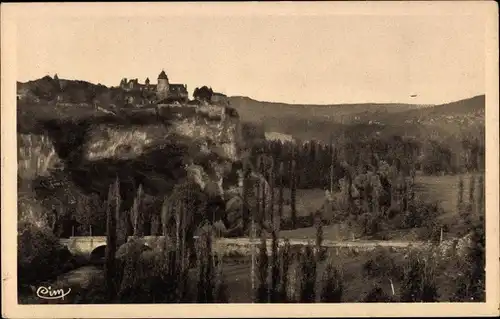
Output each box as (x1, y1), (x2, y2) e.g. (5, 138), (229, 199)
(276, 173), (483, 241)
(279, 173), (482, 219)
(279, 188), (327, 217)
(413, 173), (482, 222)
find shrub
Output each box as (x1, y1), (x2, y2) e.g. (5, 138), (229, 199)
(399, 199), (441, 233)
(17, 193), (55, 230)
(451, 216), (485, 302)
(363, 286), (394, 302)
(114, 248), (191, 303)
(17, 221), (67, 285)
(400, 251), (439, 302)
(74, 273), (108, 304)
(362, 247), (401, 280)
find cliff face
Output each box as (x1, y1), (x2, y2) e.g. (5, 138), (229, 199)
(77, 105), (241, 196)
(83, 105), (240, 163)
(18, 101), (243, 233)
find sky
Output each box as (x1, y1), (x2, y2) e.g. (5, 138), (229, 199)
(14, 3), (487, 105)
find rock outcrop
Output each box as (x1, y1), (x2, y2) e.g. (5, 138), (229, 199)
(18, 94), (244, 236)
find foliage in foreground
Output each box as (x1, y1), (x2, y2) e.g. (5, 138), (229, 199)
(17, 221), (76, 286)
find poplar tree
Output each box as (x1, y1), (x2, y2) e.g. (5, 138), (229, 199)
(105, 177), (120, 301)
(256, 232), (269, 302)
(469, 174), (476, 214)
(278, 162), (285, 222)
(457, 175), (464, 214)
(131, 184), (143, 237)
(298, 246), (316, 303)
(320, 264), (343, 302)
(477, 174), (484, 216)
(290, 159), (297, 229)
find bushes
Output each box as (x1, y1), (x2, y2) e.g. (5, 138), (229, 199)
(363, 286), (394, 302)
(449, 178), (485, 302)
(400, 251), (439, 302)
(17, 193), (56, 230)
(17, 221), (69, 285)
(362, 247), (402, 280)
(114, 248), (191, 303)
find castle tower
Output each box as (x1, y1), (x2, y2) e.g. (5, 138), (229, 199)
(156, 70), (169, 101)
(120, 78), (127, 89)
(53, 73), (61, 91)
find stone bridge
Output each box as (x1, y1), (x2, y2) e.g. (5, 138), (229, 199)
(60, 236), (427, 261)
(59, 236), (168, 261)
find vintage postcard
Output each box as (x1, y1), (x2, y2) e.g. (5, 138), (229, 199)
(2, 1), (499, 318)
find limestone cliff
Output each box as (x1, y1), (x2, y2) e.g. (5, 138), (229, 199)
(18, 101), (244, 235)
(78, 105), (242, 197)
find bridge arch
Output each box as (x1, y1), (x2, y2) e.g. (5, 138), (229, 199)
(89, 244), (107, 263)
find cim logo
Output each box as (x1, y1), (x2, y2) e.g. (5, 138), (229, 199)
(35, 286), (71, 300)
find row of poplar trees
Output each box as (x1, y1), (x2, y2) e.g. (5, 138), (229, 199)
(243, 149), (342, 303)
(103, 177), (228, 303)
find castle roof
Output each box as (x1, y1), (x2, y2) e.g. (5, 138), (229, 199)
(170, 84), (186, 89)
(158, 70), (168, 80)
(212, 92), (227, 97)
(169, 84), (188, 94)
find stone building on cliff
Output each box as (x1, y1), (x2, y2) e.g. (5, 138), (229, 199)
(119, 70), (188, 103)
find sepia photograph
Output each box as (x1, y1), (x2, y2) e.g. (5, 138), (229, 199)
(2, 1), (499, 318)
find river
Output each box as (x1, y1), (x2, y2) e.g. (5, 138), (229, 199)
(18, 265), (104, 304)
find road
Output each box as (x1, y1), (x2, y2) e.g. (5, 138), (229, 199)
(210, 237), (429, 256)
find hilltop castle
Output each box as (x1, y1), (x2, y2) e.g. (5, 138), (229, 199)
(120, 70), (188, 103)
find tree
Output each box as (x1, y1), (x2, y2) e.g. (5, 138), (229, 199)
(130, 184), (144, 236)
(161, 180), (209, 265)
(320, 264), (343, 302)
(193, 86), (214, 102)
(477, 174), (484, 216)
(278, 162), (285, 222)
(74, 192), (106, 231)
(298, 246), (317, 303)
(256, 234), (269, 302)
(453, 183), (485, 302)
(468, 174), (476, 214)
(105, 178), (120, 301)
(196, 228), (226, 303)
(290, 159), (297, 229)
(457, 175), (465, 213)
(18, 221), (64, 285)
(277, 239), (292, 302)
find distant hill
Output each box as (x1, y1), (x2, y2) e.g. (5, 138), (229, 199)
(230, 95), (485, 143)
(17, 76), (110, 104)
(377, 95), (484, 123)
(374, 95), (485, 137)
(228, 96), (428, 125)
(18, 76), (484, 143)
